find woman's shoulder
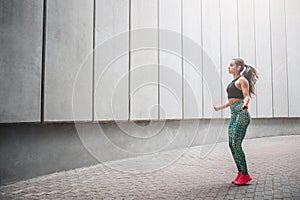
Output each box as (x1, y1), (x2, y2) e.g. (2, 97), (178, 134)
(235, 76), (249, 89)
(237, 76), (248, 83)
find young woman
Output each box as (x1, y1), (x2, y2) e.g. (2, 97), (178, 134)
(213, 58), (258, 185)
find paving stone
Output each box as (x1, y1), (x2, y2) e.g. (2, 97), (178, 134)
(253, 196), (264, 200)
(263, 195), (273, 200)
(264, 190), (273, 195)
(245, 192), (255, 198)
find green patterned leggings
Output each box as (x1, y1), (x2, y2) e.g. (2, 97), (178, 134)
(228, 101), (250, 175)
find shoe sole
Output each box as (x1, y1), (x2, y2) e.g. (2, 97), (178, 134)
(234, 178), (252, 185)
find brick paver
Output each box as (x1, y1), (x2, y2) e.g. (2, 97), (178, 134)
(1, 135), (300, 199)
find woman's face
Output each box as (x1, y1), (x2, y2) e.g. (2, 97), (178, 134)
(228, 60), (240, 75)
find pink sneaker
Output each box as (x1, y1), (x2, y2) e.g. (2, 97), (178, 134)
(232, 172), (242, 183)
(234, 173), (252, 185)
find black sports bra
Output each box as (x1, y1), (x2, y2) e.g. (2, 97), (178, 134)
(226, 77), (244, 99)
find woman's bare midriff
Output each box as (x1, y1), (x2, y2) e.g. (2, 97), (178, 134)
(228, 98), (243, 105)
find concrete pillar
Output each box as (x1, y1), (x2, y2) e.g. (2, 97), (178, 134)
(0, 0), (43, 123)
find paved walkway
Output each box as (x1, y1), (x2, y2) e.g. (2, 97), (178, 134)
(1, 135), (300, 200)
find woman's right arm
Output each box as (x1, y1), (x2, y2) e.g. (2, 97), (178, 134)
(213, 101), (230, 111)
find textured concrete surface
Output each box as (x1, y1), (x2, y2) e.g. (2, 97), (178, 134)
(94, 0), (129, 121)
(270, 0), (289, 117)
(1, 135), (299, 199)
(202, 0), (222, 119)
(220, 0), (239, 119)
(182, 0), (203, 119)
(0, 0), (43, 123)
(130, 0), (159, 120)
(286, 0), (300, 117)
(254, 0), (273, 118)
(1, 0), (300, 124)
(238, 0), (257, 116)
(159, 0), (182, 119)
(44, 0), (93, 121)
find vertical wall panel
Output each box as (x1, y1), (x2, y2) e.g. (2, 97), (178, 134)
(286, 0), (300, 117)
(270, 0), (289, 117)
(45, 0), (93, 121)
(94, 0), (129, 121)
(1, 0), (298, 124)
(254, 0), (273, 118)
(182, 0), (203, 119)
(202, 0), (221, 118)
(238, 0), (257, 117)
(220, 0), (239, 118)
(0, 0), (43, 123)
(159, 0), (182, 119)
(130, 0), (158, 120)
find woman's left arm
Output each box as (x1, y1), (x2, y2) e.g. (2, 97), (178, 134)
(240, 78), (250, 111)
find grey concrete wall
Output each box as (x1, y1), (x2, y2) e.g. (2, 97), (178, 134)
(44, 0), (93, 121)
(0, 123), (98, 184)
(1, 0), (300, 123)
(0, 0), (43, 123)
(202, 0), (222, 119)
(254, 0), (273, 118)
(220, 0), (239, 118)
(130, 0), (159, 120)
(159, 0), (182, 119)
(286, 0), (300, 117)
(238, 0), (257, 117)
(94, 0), (129, 121)
(1, 119), (300, 184)
(270, 0), (289, 117)
(182, 0), (203, 119)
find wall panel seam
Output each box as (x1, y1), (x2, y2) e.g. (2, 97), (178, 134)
(181, 0), (184, 119)
(92, 0), (96, 122)
(157, 0), (160, 120)
(41, 0), (48, 123)
(129, 0), (132, 121)
(200, 0), (204, 119)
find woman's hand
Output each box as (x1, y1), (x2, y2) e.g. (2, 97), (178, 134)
(213, 105), (220, 111)
(214, 102), (230, 111)
(242, 104), (248, 112)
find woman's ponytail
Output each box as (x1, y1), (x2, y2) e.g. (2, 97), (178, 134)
(233, 58), (259, 98)
(242, 64), (259, 97)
